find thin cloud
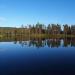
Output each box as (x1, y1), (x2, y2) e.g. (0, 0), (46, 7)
(0, 17), (7, 22)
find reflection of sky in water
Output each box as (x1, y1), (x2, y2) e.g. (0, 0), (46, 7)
(0, 39), (75, 48)
(0, 39), (75, 74)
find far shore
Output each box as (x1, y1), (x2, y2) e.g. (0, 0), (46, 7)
(0, 34), (75, 38)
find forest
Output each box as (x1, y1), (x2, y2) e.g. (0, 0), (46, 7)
(0, 23), (75, 38)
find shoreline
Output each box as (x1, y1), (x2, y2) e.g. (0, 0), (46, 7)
(0, 34), (75, 38)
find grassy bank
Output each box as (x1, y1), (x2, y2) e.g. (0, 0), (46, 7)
(0, 35), (3, 38)
(30, 34), (75, 38)
(1, 34), (75, 39)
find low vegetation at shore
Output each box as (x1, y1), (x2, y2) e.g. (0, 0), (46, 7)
(0, 23), (75, 38)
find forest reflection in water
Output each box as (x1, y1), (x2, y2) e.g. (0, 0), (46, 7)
(0, 36), (75, 75)
(0, 36), (75, 48)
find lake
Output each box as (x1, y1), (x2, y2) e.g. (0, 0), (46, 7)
(0, 37), (75, 75)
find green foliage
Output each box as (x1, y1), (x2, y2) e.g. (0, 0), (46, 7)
(0, 23), (75, 37)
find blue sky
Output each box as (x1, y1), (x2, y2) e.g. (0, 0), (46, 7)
(0, 0), (75, 27)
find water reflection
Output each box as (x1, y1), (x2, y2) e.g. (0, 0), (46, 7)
(0, 36), (75, 75)
(0, 36), (75, 48)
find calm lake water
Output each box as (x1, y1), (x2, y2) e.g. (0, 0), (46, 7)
(0, 37), (75, 75)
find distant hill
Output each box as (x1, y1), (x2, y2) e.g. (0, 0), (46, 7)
(0, 27), (16, 29)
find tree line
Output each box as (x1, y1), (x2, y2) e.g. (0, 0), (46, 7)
(0, 22), (75, 36)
